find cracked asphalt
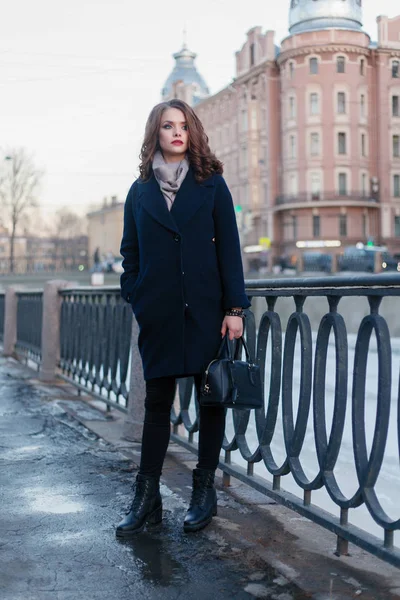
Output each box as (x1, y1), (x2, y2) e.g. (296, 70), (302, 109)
(0, 358), (302, 600)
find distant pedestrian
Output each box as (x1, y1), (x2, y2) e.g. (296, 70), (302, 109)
(105, 250), (114, 273)
(93, 247), (100, 272)
(117, 99), (249, 537)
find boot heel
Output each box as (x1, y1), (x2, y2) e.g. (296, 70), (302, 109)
(147, 505), (162, 525)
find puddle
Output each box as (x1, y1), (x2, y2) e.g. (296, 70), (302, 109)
(119, 532), (186, 586)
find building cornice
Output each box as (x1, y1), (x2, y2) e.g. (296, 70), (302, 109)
(273, 199), (380, 212)
(375, 47), (400, 58)
(277, 44), (370, 65)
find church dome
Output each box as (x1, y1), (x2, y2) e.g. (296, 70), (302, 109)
(161, 44), (210, 106)
(289, 0), (363, 35)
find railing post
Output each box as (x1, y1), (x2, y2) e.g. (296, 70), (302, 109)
(39, 280), (70, 382)
(3, 287), (17, 357)
(122, 317), (145, 443)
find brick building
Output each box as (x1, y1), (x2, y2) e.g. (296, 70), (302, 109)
(192, 0), (400, 265)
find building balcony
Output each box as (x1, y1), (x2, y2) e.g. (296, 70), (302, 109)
(274, 191), (379, 211)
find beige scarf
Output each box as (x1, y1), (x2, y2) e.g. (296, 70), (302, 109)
(152, 150), (189, 211)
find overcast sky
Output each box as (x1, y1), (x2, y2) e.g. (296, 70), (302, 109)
(1, 0), (399, 224)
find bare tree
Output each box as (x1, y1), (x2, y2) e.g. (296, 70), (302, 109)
(0, 148), (42, 273)
(52, 207), (85, 240)
(51, 207), (86, 268)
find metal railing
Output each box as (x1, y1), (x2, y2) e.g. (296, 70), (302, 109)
(15, 290), (43, 365)
(275, 192), (379, 206)
(170, 274), (400, 568)
(59, 287), (132, 410)
(0, 292), (5, 342)
(2, 276), (400, 566)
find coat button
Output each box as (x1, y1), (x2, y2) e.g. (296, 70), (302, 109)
(174, 234), (180, 242)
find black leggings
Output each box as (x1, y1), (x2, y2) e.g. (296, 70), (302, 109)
(139, 375), (226, 478)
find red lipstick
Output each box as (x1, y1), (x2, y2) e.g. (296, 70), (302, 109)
(172, 140), (183, 145)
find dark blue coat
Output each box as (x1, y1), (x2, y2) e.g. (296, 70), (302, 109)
(120, 168), (250, 380)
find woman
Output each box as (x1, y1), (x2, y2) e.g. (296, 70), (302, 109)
(117, 99), (250, 537)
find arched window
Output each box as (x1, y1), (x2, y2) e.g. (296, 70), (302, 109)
(337, 92), (346, 114)
(309, 57), (318, 75)
(310, 133), (320, 156)
(337, 56), (346, 74)
(310, 92), (320, 115)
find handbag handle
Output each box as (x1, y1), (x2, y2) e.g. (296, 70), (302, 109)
(233, 336), (253, 363)
(217, 335), (254, 364)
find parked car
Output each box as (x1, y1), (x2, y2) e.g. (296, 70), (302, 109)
(302, 252), (332, 273)
(338, 246), (399, 273)
(111, 259), (124, 274)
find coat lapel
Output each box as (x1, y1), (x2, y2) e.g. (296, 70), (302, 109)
(137, 168), (215, 234)
(137, 175), (180, 234)
(170, 168), (215, 231)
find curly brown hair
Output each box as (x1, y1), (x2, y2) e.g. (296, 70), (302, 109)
(138, 99), (223, 182)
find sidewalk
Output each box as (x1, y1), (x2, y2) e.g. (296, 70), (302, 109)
(1, 356), (399, 600)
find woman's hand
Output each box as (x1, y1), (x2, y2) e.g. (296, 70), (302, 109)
(221, 316), (243, 340)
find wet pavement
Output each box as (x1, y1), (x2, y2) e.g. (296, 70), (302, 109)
(0, 358), (305, 600)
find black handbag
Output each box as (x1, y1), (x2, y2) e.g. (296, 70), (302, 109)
(200, 335), (263, 410)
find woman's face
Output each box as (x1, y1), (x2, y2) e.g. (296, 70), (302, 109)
(158, 107), (189, 162)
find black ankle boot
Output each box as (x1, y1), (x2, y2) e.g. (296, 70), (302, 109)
(116, 474), (162, 537)
(183, 468), (217, 533)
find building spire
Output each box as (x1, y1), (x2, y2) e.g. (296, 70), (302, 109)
(183, 24), (187, 49)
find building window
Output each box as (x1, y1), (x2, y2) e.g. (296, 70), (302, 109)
(339, 214), (347, 237)
(361, 133), (366, 157)
(241, 145), (248, 168)
(241, 109), (248, 132)
(337, 56), (346, 73)
(393, 96), (399, 117)
(289, 61), (294, 79)
(337, 92), (346, 114)
(292, 215), (297, 240)
(289, 96), (295, 119)
(360, 59), (365, 76)
(311, 173), (321, 200)
(361, 173), (368, 196)
(289, 174), (297, 196)
(310, 132), (320, 156)
(360, 94), (365, 118)
(394, 175), (400, 197)
(392, 61), (399, 78)
(338, 173), (348, 195)
(395, 216), (400, 237)
(362, 214), (367, 238)
(393, 135), (400, 158)
(250, 43), (255, 67)
(338, 132), (347, 155)
(309, 57), (318, 75)
(290, 135), (296, 159)
(313, 215), (320, 237)
(310, 93), (319, 115)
